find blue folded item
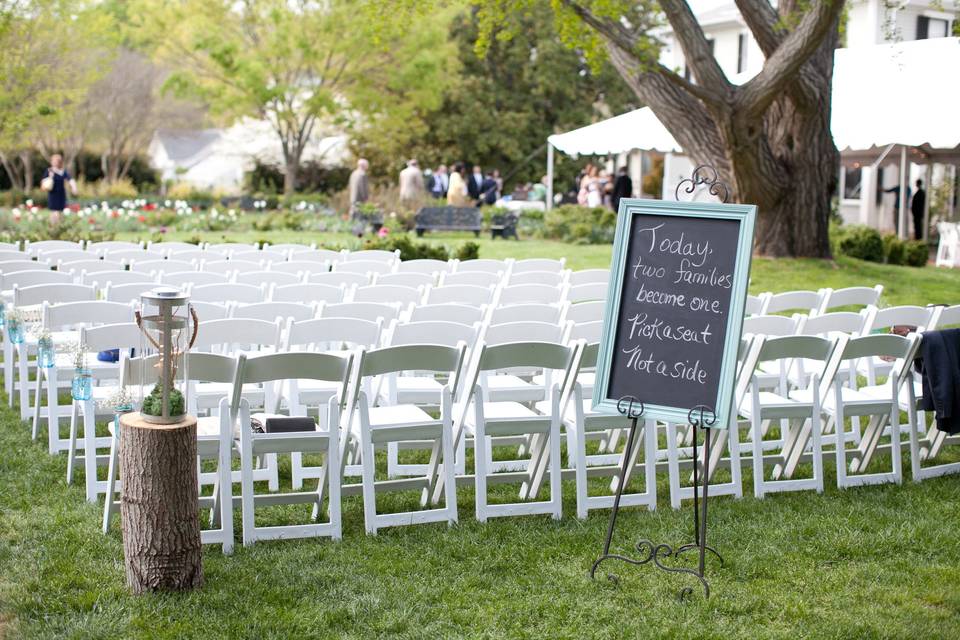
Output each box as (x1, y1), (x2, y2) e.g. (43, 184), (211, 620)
(97, 349), (120, 362)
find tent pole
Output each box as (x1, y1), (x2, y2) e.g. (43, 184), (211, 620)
(546, 142), (554, 212)
(898, 146), (908, 240)
(923, 164), (932, 241)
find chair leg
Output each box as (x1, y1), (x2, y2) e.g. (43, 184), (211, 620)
(440, 426), (458, 524)
(31, 369), (43, 441)
(752, 413), (765, 499)
(549, 418), (562, 520)
(239, 441), (256, 547)
(422, 439), (442, 508)
(573, 425), (588, 519)
(219, 438), (235, 554)
(4, 340), (13, 406)
(66, 403), (80, 485)
(666, 422), (681, 509)
(290, 451), (304, 490)
(360, 437), (378, 536)
(328, 435), (342, 541)
(102, 429), (121, 535)
(83, 402), (98, 503)
(474, 428), (488, 523)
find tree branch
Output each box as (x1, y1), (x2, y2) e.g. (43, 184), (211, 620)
(733, 0), (781, 58)
(658, 0), (730, 92)
(737, 0), (843, 116)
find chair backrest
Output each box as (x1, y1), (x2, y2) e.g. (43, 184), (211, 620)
(231, 249), (288, 264)
(508, 270), (565, 287)
(407, 302), (486, 326)
(423, 284), (495, 306)
(79, 321), (141, 352)
(41, 249), (89, 265)
(26, 240), (83, 257)
(868, 305), (934, 332)
(745, 293), (770, 316)
(566, 320), (602, 343)
(386, 320), (480, 348)
(837, 333), (922, 390)
(168, 248), (206, 263)
(58, 259), (110, 276)
(345, 249), (399, 263)
(194, 317), (283, 353)
(397, 258), (450, 275)
(206, 242), (256, 253)
(131, 259), (195, 274)
(488, 303), (564, 326)
(285, 317), (382, 350)
(232, 301), (315, 323)
(483, 320), (566, 345)
(763, 290), (824, 315)
(334, 260), (394, 276)
(497, 283), (564, 306)
(567, 269), (609, 287)
(85, 270), (157, 288)
(271, 282), (345, 305)
(88, 240), (144, 255)
(201, 259), (262, 275)
(795, 310), (871, 337)
(320, 301), (401, 324)
(264, 243), (316, 254)
(160, 271), (230, 288)
(233, 351), (353, 414)
(146, 241), (200, 257)
(374, 272), (436, 288)
(352, 284), (422, 306)
(511, 258), (565, 274)
(1, 270), (71, 290)
(934, 304), (960, 328)
(566, 282), (606, 304)
(0, 242), (20, 252)
(15, 283), (96, 307)
(190, 301), (230, 321)
(439, 271), (502, 288)
(0, 249), (29, 263)
(742, 314), (800, 337)
(107, 249), (153, 264)
(269, 260), (329, 277)
(817, 285), (883, 314)
(0, 260), (47, 273)
(234, 270), (301, 288)
(104, 282), (162, 303)
(190, 283), (265, 304)
(351, 343), (466, 411)
(455, 258), (511, 274)
(307, 271), (369, 288)
(294, 248), (343, 264)
(753, 333), (846, 401)
(43, 300), (132, 330)
(565, 300), (604, 324)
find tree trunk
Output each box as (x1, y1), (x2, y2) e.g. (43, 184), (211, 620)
(119, 413), (203, 594)
(283, 158), (298, 196)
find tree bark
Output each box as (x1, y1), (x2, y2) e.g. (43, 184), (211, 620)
(283, 159), (298, 196)
(119, 413), (203, 594)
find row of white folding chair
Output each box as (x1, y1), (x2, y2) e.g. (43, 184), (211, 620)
(749, 285), (884, 317)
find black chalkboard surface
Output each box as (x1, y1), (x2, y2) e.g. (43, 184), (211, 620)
(593, 199), (756, 428)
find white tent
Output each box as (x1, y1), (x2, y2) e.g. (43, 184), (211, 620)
(546, 36), (960, 233)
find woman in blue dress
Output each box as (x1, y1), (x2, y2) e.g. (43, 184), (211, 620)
(41, 153), (78, 214)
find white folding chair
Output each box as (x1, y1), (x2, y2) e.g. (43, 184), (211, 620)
(58, 259), (107, 278)
(817, 285), (883, 314)
(147, 241), (201, 257)
(352, 284), (423, 307)
(745, 293), (771, 316)
(334, 260), (394, 276)
(264, 242), (317, 254)
(374, 272), (436, 289)
(40, 249), (89, 266)
(565, 282), (606, 304)
(88, 240), (144, 256)
(234, 352), (352, 545)
(508, 271), (566, 287)
(130, 259), (195, 275)
(320, 301), (402, 327)
(65, 322), (140, 501)
(101, 353), (237, 554)
(408, 303), (487, 326)
(295, 249), (344, 265)
(858, 305), (934, 384)
(190, 301), (230, 321)
(497, 284), (564, 306)
(0, 260), (48, 274)
(422, 284), (496, 307)
(480, 321), (568, 403)
(201, 259), (262, 276)
(454, 258), (512, 274)
(307, 271), (369, 288)
(438, 271), (502, 288)
(233, 270), (301, 288)
(270, 260), (330, 277)
(103, 282), (163, 304)
(0, 249), (28, 263)
(397, 259), (450, 275)
(763, 290), (825, 316)
(233, 301), (315, 323)
(231, 249), (288, 264)
(348, 344), (464, 534)
(26, 240), (84, 258)
(191, 283), (265, 305)
(271, 282), (345, 306)
(160, 271), (230, 289)
(106, 249), (153, 265)
(564, 300), (604, 324)
(567, 269), (609, 286)
(512, 258), (565, 274)
(344, 249), (400, 264)
(206, 242), (257, 254)
(742, 335), (844, 497)
(487, 303), (564, 327)
(444, 340), (578, 522)
(85, 270), (158, 288)
(168, 248), (207, 263)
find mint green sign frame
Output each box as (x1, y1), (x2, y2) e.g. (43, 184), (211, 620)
(592, 198), (756, 429)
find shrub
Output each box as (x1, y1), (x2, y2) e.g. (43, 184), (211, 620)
(362, 234), (449, 261)
(904, 240), (929, 267)
(882, 234), (905, 265)
(90, 178), (138, 199)
(542, 205), (616, 244)
(454, 241), (480, 261)
(836, 225), (883, 262)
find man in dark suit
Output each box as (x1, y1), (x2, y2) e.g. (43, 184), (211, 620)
(468, 165), (485, 202)
(611, 166), (633, 212)
(479, 171), (499, 206)
(911, 178), (926, 240)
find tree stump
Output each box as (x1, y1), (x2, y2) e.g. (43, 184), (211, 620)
(119, 413), (203, 594)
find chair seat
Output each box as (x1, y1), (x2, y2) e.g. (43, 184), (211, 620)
(858, 380), (920, 408)
(353, 404), (441, 443)
(465, 401), (551, 437)
(741, 390), (816, 419)
(484, 374), (544, 402)
(384, 376), (444, 404)
(814, 385), (896, 416)
(195, 382), (262, 406)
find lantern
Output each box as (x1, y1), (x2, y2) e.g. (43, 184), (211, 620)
(135, 288), (197, 424)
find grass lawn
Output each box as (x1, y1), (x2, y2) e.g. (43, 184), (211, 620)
(2, 233), (959, 638)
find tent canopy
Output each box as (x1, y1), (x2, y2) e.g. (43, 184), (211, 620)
(548, 37), (960, 160)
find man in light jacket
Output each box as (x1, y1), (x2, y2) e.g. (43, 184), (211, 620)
(399, 159), (425, 210)
(348, 158), (370, 214)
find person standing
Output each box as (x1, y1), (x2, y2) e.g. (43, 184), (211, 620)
(468, 164), (484, 203)
(399, 159), (425, 210)
(348, 158), (370, 213)
(41, 153), (78, 217)
(447, 162), (470, 207)
(479, 170), (499, 206)
(911, 178), (926, 241)
(429, 164), (448, 199)
(611, 166), (633, 212)
(884, 182), (911, 235)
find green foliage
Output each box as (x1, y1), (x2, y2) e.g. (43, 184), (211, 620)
(252, 211), (306, 233)
(454, 241), (480, 261)
(542, 204), (616, 245)
(904, 240), (929, 267)
(362, 234), (451, 261)
(835, 225), (884, 263)
(642, 155), (664, 197)
(883, 233), (906, 265)
(141, 383), (185, 417)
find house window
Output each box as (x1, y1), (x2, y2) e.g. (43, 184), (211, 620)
(737, 33), (748, 73)
(843, 166), (863, 200)
(917, 16), (949, 39)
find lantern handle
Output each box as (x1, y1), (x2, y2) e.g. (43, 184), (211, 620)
(188, 306), (199, 349)
(134, 310), (163, 352)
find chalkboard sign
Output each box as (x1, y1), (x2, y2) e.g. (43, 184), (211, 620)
(592, 199), (756, 428)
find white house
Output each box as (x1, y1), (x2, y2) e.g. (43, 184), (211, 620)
(149, 117), (348, 193)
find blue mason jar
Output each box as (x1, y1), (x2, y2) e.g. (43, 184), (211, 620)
(6, 318), (24, 344)
(0, 302), (5, 330)
(37, 335), (55, 368)
(72, 368), (92, 401)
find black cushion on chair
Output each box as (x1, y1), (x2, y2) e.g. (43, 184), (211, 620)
(263, 416), (317, 433)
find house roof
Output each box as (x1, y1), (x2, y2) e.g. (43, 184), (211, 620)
(153, 129), (222, 165)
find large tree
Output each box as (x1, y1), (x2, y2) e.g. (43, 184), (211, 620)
(471, 0), (844, 257)
(131, 0), (452, 195)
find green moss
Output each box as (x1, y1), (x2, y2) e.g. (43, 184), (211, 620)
(141, 383), (185, 417)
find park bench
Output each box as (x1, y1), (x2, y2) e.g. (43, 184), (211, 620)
(414, 206), (482, 237)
